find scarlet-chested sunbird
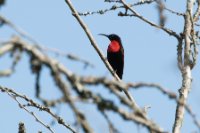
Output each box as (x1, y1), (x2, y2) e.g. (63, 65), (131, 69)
(99, 33), (124, 79)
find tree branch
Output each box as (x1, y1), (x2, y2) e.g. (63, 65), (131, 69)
(0, 15), (94, 68)
(0, 86), (77, 133)
(172, 0), (194, 132)
(120, 0), (180, 39)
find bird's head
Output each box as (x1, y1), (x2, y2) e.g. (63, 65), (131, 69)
(99, 33), (121, 42)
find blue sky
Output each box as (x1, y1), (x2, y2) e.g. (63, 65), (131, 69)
(0, 0), (200, 133)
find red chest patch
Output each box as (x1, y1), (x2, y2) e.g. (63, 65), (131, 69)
(108, 41), (120, 52)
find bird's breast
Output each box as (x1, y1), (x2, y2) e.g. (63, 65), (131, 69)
(108, 41), (120, 52)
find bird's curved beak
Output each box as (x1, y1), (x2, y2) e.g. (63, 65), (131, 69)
(98, 33), (109, 38)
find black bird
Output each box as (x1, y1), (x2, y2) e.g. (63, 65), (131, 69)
(99, 33), (124, 79)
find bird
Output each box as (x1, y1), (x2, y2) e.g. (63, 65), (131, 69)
(99, 33), (124, 79)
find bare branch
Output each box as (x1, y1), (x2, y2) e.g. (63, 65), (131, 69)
(3, 88), (55, 133)
(164, 7), (185, 16)
(0, 86), (77, 133)
(79, 0), (156, 16)
(79, 76), (200, 130)
(173, 0), (194, 132)
(0, 15), (38, 44)
(0, 15), (94, 68)
(38, 45), (95, 68)
(101, 111), (120, 133)
(193, 0), (200, 22)
(70, 82), (165, 133)
(120, 0), (180, 39)
(185, 105), (200, 129)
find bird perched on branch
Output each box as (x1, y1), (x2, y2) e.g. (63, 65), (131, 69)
(99, 33), (124, 79)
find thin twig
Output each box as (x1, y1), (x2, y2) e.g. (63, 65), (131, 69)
(2, 88), (55, 133)
(0, 15), (38, 44)
(79, 0), (157, 16)
(193, 0), (200, 22)
(38, 45), (95, 68)
(101, 111), (120, 133)
(0, 15), (94, 68)
(0, 86), (77, 133)
(120, 0), (180, 39)
(164, 7), (185, 16)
